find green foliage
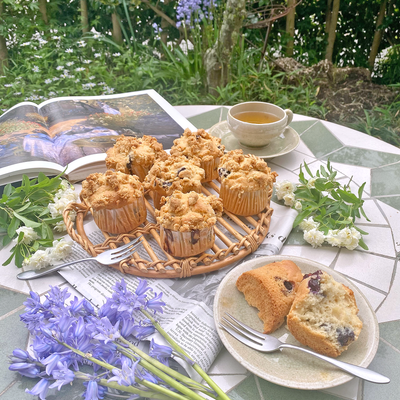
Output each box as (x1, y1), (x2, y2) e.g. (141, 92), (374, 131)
(293, 161), (369, 250)
(0, 173), (65, 267)
(347, 105), (400, 148)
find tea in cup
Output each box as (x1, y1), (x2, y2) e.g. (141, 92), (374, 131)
(227, 102), (293, 148)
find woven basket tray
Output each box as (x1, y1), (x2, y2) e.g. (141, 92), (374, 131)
(63, 181), (273, 279)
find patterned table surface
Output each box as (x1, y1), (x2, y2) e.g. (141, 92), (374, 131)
(1, 105), (399, 400)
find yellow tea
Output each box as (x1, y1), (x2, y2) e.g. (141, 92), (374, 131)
(233, 111), (280, 124)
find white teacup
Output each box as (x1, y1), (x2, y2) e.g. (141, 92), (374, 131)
(227, 102), (293, 148)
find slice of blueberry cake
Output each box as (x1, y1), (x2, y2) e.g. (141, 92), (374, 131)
(287, 270), (363, 358)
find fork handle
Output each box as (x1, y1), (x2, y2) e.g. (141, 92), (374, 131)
(16, 257), (96, 280)
(280, 344), (390, 384)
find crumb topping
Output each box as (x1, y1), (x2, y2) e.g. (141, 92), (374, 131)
(218, 149), (278, 191)
(155, 191), (223, 231)
(170, 128), (225, 162)
(80, 170), (144, 210)
(144, 155), (205, 194)
(105, 135), (168, 174)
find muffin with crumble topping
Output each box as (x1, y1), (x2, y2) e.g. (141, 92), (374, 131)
(80, 170), (147, 234)
(105, 135), (168, 181)
(170, 128), (224, 182)
(218, 149), (277, 216)
(155, 191), (223, 257)
(144, 155), (205, 209)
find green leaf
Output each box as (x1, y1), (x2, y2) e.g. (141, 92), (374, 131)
(360, 206), (371, 222)
(2, 248), (16, 266)
(4, 184), (13, 197)
(337, 189), (359, 204)
(303, 162), (313, 178)
(13, 211), (42, 228)
(358, 238), (369, 250)
(14, 245), (25, 268)
(7, 217), (20, 238)
(320, 165), (328, 178)
(314, 178), (327, 191)
(15, 202), (31, 213)
(293, 209), (312, 228)
(1, 235), (12, 247)
(22, 175), (31, 192)
(37, 172), (47, 182)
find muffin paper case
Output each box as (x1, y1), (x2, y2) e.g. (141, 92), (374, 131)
(220, 184), (270, 216)
(201, 157), (220, 182)
(92, 197), (147, 234)
(131, 164), (150, 182)
(160, 226), (215, 257)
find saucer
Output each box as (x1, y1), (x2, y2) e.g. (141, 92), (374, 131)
(208, 121), (300, 159)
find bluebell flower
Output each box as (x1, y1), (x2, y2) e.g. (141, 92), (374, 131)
(108, 359), (139, 386)
(25, 378), (51, 400)
(9, 362), (42, 378)
(93, 317), (121, 344)
(131, 321), (155, 340)
(49, 361), (75, 390)
(43, 353), (61, 375)
(83, 379), (107, 400)
(135, 278), (152, 296)
(23, 291), (43, 314)
(146, 292), (165, 313)
(9, 348), (31, 363)
(149, 339), (172, 367)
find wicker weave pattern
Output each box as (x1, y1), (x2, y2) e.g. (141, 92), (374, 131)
(63, 182), (273, 279)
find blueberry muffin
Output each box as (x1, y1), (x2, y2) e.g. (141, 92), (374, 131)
(105, 135), (168, 181)
(287, 270), (363, 357)
(236, 260), (303, 333)
(80, 170), (147, 234)
(218, 149), (277, 216)
(155, 191), (223, 257)
(170, 128), (224, 182)
(144, 155), (205, 209)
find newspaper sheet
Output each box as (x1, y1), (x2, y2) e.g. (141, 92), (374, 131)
(58, 200), (297, 373)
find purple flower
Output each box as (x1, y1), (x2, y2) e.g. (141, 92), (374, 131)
(149, 339), (172, 366)
(49, 361), (75, 390)
(83, 379), (107, 400)
(108, 359), (139, 386)
(146, 292), (165, 313)
(9, 348), (31, 363)
(93, 317), (121, 344)
(131, 321), (155, 340)
(9, 362), (42, 378)
(25, 378), (51, 400)
(43, 353), (61, 375)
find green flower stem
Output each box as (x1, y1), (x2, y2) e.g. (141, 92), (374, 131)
(116, 339), (207, 400)
(141, 309), (231, 400)
(60, 341), (191, 400)
(117, 338), (215, 396)
(98, 379), (176, 400)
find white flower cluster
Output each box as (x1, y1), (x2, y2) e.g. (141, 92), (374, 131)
(48, 181), (78, 231)
(275, 180), (298, 208)
(299, 217), (361, 250)
(14, 227), (39, 245)
(22, 239), (73, 270)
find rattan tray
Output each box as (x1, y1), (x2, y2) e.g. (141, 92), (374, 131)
(63, 181), (273, 279)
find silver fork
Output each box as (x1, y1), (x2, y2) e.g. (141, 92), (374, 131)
(220, 312), (390, 384)
(16, 236), (143, 280)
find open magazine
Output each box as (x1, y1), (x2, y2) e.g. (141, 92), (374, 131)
(0, 90), (195, 186)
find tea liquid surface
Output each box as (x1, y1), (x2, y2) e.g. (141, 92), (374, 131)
(233, 111), (280, 124)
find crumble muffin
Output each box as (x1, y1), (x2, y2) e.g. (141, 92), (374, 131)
(236, 260), (303, 334)
(144, 155), (205, 209)
(170, 128), (224, 182)
(155, 191), (223, 257)
(80, 170), (147, 234)
(218, 149), (278, 216)
(287, 270), (363, 357)
(105, 135), (168, 181)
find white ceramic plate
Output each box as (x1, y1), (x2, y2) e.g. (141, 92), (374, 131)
(213, 255), (379, 390)
(208, 121), (300, 159)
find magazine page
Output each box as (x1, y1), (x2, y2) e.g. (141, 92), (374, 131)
(0, 90), (195, 184)
(0, 102), (60, 184)
(36, 90), (196, 168)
